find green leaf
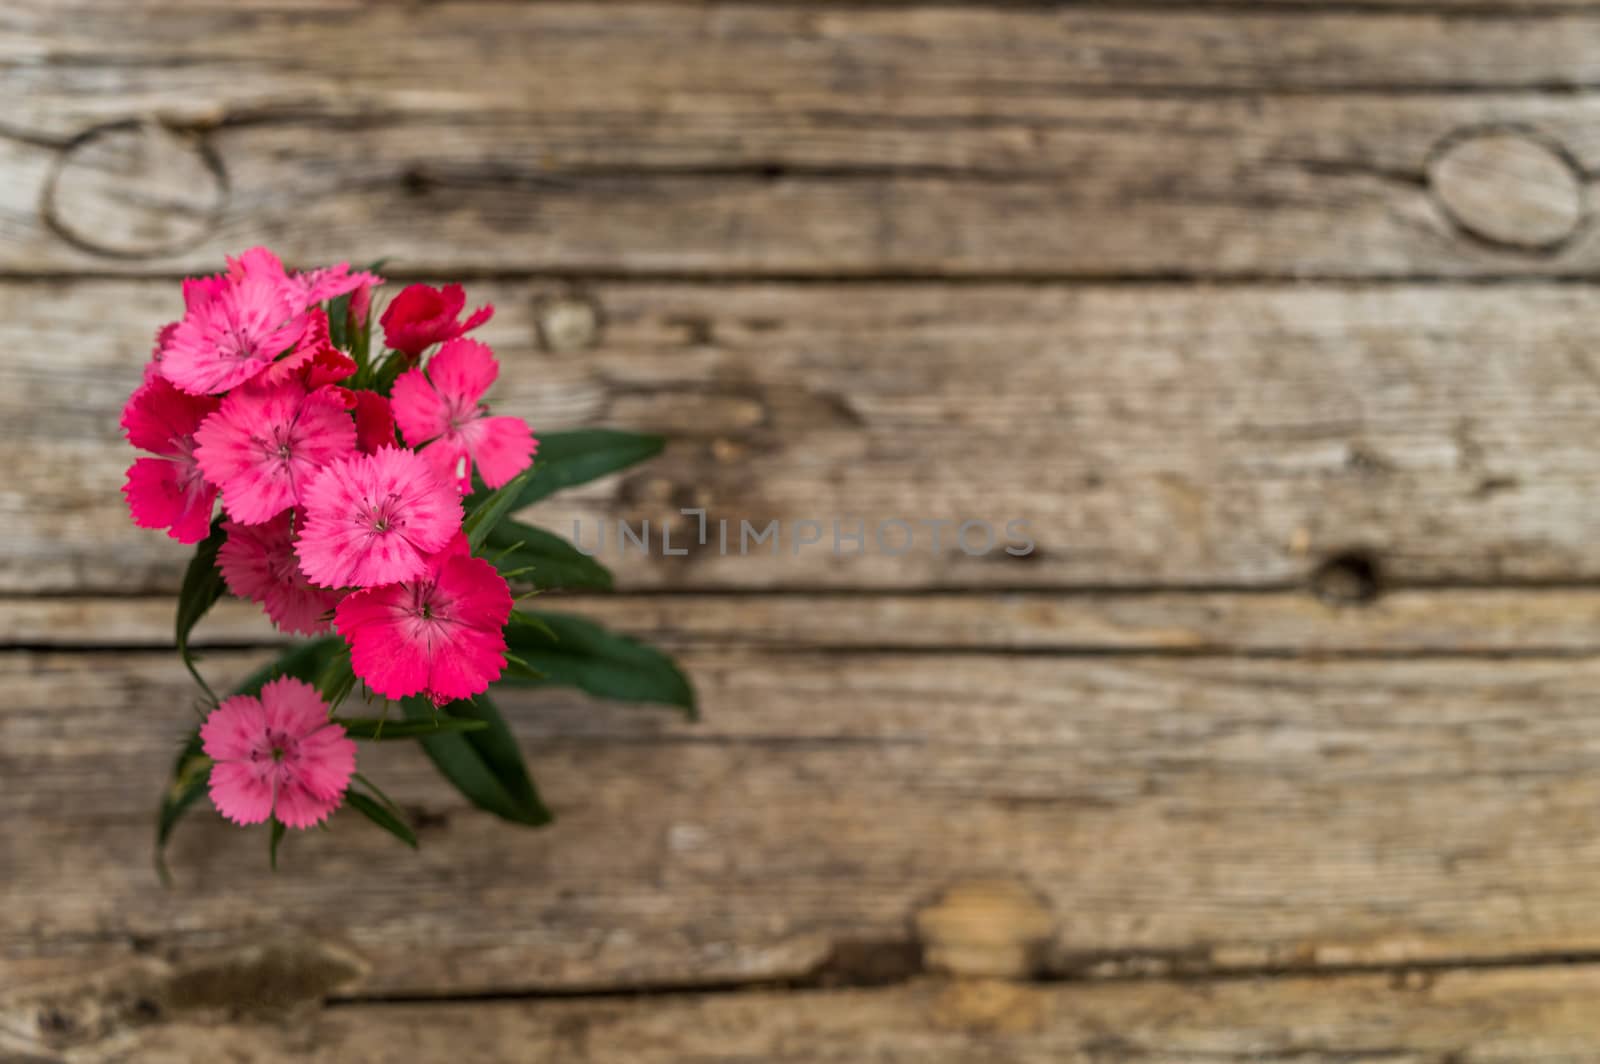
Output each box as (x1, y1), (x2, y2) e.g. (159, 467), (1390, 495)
(402, 694), (550, 827)
(154, 733), (211, 886)
(500, 610), (696, 718)
(269, 818), (286, 871)
(316, 644), (357, 709)
(336, 716), (489, 740)
(327, 292), (352, 352)
(462, 469), (532, 552)
(235, 637), (347, 697)
(483, 519), (613, 591)
(371, 350), (410, 396)
(155, 637), (347, 881)
(174, 519), (228, 702)
(345, 790), (418, 849)
(466, 429), (664, 513)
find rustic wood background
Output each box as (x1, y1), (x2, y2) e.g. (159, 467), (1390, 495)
(7, 1), (1600, 1060)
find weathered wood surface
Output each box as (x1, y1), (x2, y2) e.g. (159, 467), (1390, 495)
(10, 0), (1600, 1057)
(7, 5), (1600, 275)
(9, 965), (1600, 1063)
(10, 281), (1600, 593)
(11, 642), (1600, 995)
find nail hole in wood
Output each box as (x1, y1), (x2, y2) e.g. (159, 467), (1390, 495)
(1311, 551), (1383, 606)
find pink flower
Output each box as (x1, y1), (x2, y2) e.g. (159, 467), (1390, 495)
(288, 263), (384, 308)
(194, 381), (357, 525)
(218, 512), (342, 635)
(201, 676), (356, 829)
(160, 271), (312, 396)
(380, 283), (493, 356)
(296, 447), (463, 588)
(225, 247), (383, 309)
(336, 534), (512, 705)
(392, 338), (536, 491)
(143, 322), (178, 383)
(298, 322), (359, 388)
(120, 377), (220, 544)
(351, 391), (397, 453)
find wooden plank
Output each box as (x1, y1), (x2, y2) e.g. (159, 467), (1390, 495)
(10, 646), (1600, 994)
(9, 965), (1600, 1063)
(15, 2), (1600, 134)
(10, 279), (1600, 593)
(13, 589), (1600, 654)
(6, 3), (1600, 274)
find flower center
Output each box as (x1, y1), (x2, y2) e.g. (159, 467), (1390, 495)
(365, 491), (406, 535)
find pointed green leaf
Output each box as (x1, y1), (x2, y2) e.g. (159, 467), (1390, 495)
(465, 429), (664, 513)
(345, 790), (419, 849)
(483, 519), (613, 591)
(237, 637), (347, 697)
(500, 610), (696, 718)
(316, 644), (357, 709)
(327, 293), (352, 352)
(174, 518), (228, 702)
(403, 694), (550, 827)
(336, 716), (489, 740)
(462, 469), (532, 552)
(154, 733), (212, 886)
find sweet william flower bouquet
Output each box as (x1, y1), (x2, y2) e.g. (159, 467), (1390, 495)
(126, 249), (693, 874)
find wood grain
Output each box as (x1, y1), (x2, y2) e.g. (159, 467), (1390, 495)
(13, 589), (1600, 654)
(6, 5), (1600, 274)
(11, 645), (1600, 994)
(11, 280), (1600, 593)
(9, 965), (1600, 1063)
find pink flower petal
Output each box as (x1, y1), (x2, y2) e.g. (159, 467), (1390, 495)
(297, 447), (463, 588)
(352, 391), (397, 454)
(161, 275), (310, 396)
(428, 338), (498, 405)
(391, 365), (452, 446)
(380, 283), (492, 356)
(123, 456), (217, 545)
(218, 514), (342, 635)
(335, 551), (510, 704)
(208, 761), (276, 826)
(194, 382), (357, 525)
(121, 377), (218, 457)
(463, 415), (537, 489)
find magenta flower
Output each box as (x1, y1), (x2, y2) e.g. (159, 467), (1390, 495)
(160, 248), (380, 396)
(218, 513), (343, 635)
(160, 271), (313, 396)
(336, 534), (512, 705)
(201, 676), (356, 829)
(225, 247), (383, 308)
(392, 338), (536, 492)
(380, 283), (493, 357)
(121, 377), (220, 545)
(350, 391), (397, 453)
(296, 447), (464, 588)
(194, 381), (357, 525)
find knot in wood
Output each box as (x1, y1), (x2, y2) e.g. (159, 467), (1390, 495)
(536, 293), (603, 352)
(1428, 131), (1585, 252)
(915, 879), (1054, 980)
(45, 122), (226, 259)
